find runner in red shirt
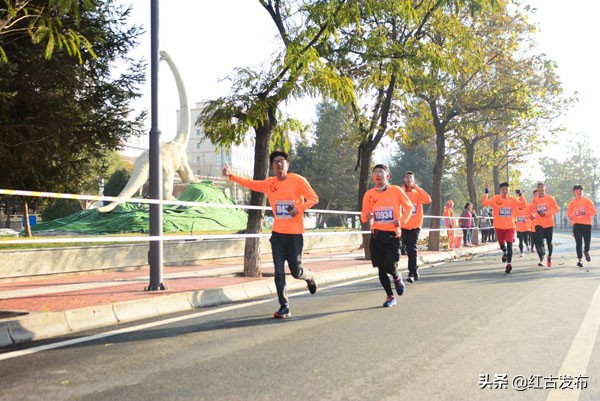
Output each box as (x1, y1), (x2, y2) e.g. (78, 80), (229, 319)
(567, 184), (597, 267)
(223, 150), (318, 319)
(361, 164), (412, 307)
(481, 182), (527, 273)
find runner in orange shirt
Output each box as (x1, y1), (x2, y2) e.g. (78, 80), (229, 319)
(529, 182), (560, 268)
(443, 200), (456, 249)
(481, 182), (527, 274)
(515, 206), (532, 257)
(567, 184), (597, 268)
(361, 164), (412, 307)
(223, 150), (318, 319)
(401, 171), (432, 283)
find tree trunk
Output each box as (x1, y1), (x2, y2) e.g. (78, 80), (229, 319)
(22, 198), (32, 237)
(427, 124), (446, 252)
(492, 165), (500, 195)
(4, 198), (10, 229)
(357, 141), (375, 260)
(465, 141), (478, 211)
(242, 118), (273, 277)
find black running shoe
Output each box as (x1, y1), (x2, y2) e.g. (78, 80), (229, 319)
(274, 306), (291, 319)
(306, 278), (318, 294)
(505, 263), (512, 274)
(501, 253), (507, 263)
(407, 275), (414, 283)
(585, 252), (591, 262)
(577, 261), (583, 268)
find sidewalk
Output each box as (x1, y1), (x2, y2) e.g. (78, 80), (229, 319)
(0, 242), (498, 348)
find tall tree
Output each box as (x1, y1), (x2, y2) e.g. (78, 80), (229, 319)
(0, 0), (146, 236)
(198, 1), (356, 277)
(321, 0), (456, 258)
(294, 101), (359, 228)
(401, 1), (568, 250)
(322, 0), (501, 256)
(0, 0), (96, 62)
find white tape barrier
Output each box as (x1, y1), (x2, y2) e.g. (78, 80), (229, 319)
(0, 187), (464, 245)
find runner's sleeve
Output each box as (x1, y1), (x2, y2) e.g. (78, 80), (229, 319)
(481, 194), (491, 207)
(547, 196), (560, 216)
(588, 198), (598, 216)
(398, 187), (413, 224)
(228, 174), (269, 193)
(417, 187), (432, 204)
(296, 175), (318, 213)
(361, 191), (372, 223)
(567, 199), (576, 221)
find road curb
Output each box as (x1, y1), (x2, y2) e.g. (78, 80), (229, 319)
(0, 245), (498, 348)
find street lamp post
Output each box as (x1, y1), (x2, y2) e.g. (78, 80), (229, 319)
(147, 0), (165, 291)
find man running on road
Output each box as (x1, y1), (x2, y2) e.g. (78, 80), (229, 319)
(361, 164), (412, 307)
(529, 182), (559, 268)
(567, 184), (597, 268)
(223, 150), (318, 319)
(401, 171), (432, 282)
(481, 182), (527, 274)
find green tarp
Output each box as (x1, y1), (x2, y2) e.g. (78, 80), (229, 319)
(29, 182), (248, 235)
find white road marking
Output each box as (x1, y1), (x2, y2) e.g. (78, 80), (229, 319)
(546, 281), (600, 401)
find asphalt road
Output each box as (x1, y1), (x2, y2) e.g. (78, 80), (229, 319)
(1, 232), (599, 401)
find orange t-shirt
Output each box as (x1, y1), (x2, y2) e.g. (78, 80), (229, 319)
(361, 185), (413, 236)
(529, 194), (559, 228)
(515, 206), (532, 232)
(402, 186), (432, 230)
(229, 173), (318, 234)
(567, 197), (597, 225)
(481, 194), (527, 230)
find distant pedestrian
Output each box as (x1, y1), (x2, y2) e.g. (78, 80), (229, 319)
(459, 202), (475, 246)
(361, 164), (412, 307)
(479, 208), (492, 243)
(529, 182), (560, 268)
(481, 182), (527, 274)
(223, 150), (319, 319)
(567, 184), (597, 268)
(401, 171), (432, 283)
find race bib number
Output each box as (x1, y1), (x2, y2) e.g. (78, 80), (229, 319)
(536, 204), (548, 213)
(275, 200), (295, 219)
(516, 216), (526, 223)
(499, 208), (512, 217)
(401, 203), (418, 215)
(575, 207), (586, 217)
(373, 207), (395, 222)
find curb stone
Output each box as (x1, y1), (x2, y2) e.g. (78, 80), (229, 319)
(0, 245), (498, 348)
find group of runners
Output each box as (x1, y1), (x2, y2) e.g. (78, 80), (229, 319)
(223, 151), (595, 317)
(480, 181), (597, 274)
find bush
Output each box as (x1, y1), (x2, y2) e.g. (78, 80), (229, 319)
(41, 199), (83, 221)
(103, 168), (131, 197)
